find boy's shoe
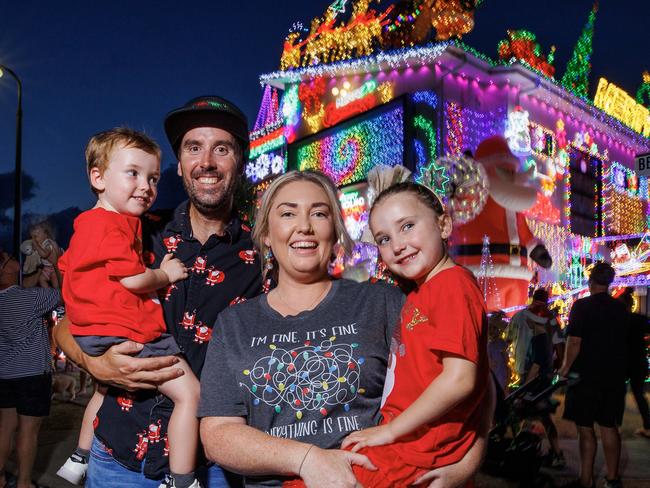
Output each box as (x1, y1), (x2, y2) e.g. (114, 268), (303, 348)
(158, 475), (201, 488)
(56, 453), (88, 485)
(550, 450), (566, 469)
(603, 479), (623, 488)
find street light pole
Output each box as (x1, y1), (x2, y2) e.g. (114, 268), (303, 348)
(0, 64), (23, 284)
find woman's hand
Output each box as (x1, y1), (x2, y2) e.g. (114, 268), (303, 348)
(340, 425), (396, 453)
(300, 447), (376, 488)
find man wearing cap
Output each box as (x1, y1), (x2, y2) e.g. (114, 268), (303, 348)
(559, 263), (629, 488)
(54, 96), (262, 487)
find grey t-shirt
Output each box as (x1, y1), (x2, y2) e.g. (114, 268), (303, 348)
(199, 279), (404, 487)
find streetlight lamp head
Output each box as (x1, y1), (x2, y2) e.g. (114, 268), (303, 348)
(0, 68), (4, 78)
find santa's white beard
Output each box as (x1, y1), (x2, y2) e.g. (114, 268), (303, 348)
(489, 175), (537, 211)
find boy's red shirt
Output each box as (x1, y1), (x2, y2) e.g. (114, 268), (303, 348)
(58, 207), (166, 343)
(380, 265), (489, 468)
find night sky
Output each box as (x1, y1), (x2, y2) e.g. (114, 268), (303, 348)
(0, 0), (647, 246)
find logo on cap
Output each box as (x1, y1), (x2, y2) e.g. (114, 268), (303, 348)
(192, 100), (233, 113)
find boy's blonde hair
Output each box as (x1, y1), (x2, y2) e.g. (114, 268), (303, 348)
(85, 127), (161, 194)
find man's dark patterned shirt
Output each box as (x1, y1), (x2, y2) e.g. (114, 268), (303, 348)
(94, 201), (262, 479)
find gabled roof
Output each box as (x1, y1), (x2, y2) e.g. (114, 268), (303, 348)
(259, 42), (650, 154)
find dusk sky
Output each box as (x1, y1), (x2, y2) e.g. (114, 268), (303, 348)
(0, 0), (647, 241)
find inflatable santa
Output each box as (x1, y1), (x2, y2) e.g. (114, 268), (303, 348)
(451, 135), (552, 311)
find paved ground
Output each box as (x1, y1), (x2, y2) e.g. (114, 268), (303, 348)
(4, 370), (650, 488)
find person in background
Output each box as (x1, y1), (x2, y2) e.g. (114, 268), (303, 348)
(29, 221), (62, 289)
(560, 263), (629, 488)
(507, 288), (556, 385)
(487, 311), (510, 393)
(522, 314), (564, 468)
(618, 287), (650, 438)
(0, 248), (61, 488)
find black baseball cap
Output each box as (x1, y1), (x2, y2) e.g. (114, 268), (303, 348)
(164, 95), (250, 158)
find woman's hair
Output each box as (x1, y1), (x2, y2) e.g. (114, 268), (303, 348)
(369, 181), (445, 220)
(252, 170), (354, 275)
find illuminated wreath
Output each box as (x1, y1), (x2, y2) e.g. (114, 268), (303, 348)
(418, 155), (489, 225)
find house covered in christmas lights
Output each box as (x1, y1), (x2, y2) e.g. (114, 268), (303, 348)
(245, 0), (650, 313)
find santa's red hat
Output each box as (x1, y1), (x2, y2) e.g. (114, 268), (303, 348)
(475, 135), (520, 169)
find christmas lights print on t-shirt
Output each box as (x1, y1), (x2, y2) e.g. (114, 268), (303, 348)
(240, 336), (364, 419)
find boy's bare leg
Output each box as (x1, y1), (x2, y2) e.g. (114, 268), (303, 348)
(0, 408), (18, 487)
(157, 358), (199, 476)
(16, 415), (43, 488)
(78, 385), (106, 451)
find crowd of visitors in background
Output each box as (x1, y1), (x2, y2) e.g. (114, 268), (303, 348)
(486, 263), (650, 488)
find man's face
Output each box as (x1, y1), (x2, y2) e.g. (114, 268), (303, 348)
(177, 127), (241, 215)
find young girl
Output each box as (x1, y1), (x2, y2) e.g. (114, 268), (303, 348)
(343, 181), (489, 487)
(56, 128), (199, 488)
(28, 221), (62, 288)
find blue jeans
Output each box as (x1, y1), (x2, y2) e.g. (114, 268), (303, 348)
(86, 436), (230, 487)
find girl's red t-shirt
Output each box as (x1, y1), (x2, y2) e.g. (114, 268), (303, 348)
(380, 265), (489, 469)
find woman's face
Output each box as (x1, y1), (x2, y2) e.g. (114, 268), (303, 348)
(264, 180), (336, 283)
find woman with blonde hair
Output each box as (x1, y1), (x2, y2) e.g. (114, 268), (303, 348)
(198, 170), (490, 487)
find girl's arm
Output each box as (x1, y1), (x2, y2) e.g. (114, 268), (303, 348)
(200, 416), (376, 487)
(119, 253), (187, 294)
(32, 238), (54, 260)
(413, 377), (495, 488)
(342, 355), (477, 450)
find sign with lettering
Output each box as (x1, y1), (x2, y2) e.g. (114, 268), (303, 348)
(594, 78), (650, 137)
(636, 152), (650, 177)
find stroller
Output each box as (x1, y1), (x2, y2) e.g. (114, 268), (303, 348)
(483, 373), (578, 485)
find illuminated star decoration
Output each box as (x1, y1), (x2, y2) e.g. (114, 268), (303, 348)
(417, 161), (450, 202)
(328, 0), (348, 14)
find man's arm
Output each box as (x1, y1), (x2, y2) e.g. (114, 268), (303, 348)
(53, 317), (184, 390)
(200, 416), (375, 488)
(559, 336), (582, 378)
(525, 363), (540, 384)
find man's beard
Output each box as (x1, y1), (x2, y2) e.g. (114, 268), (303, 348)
(184, 170), (238, 216)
